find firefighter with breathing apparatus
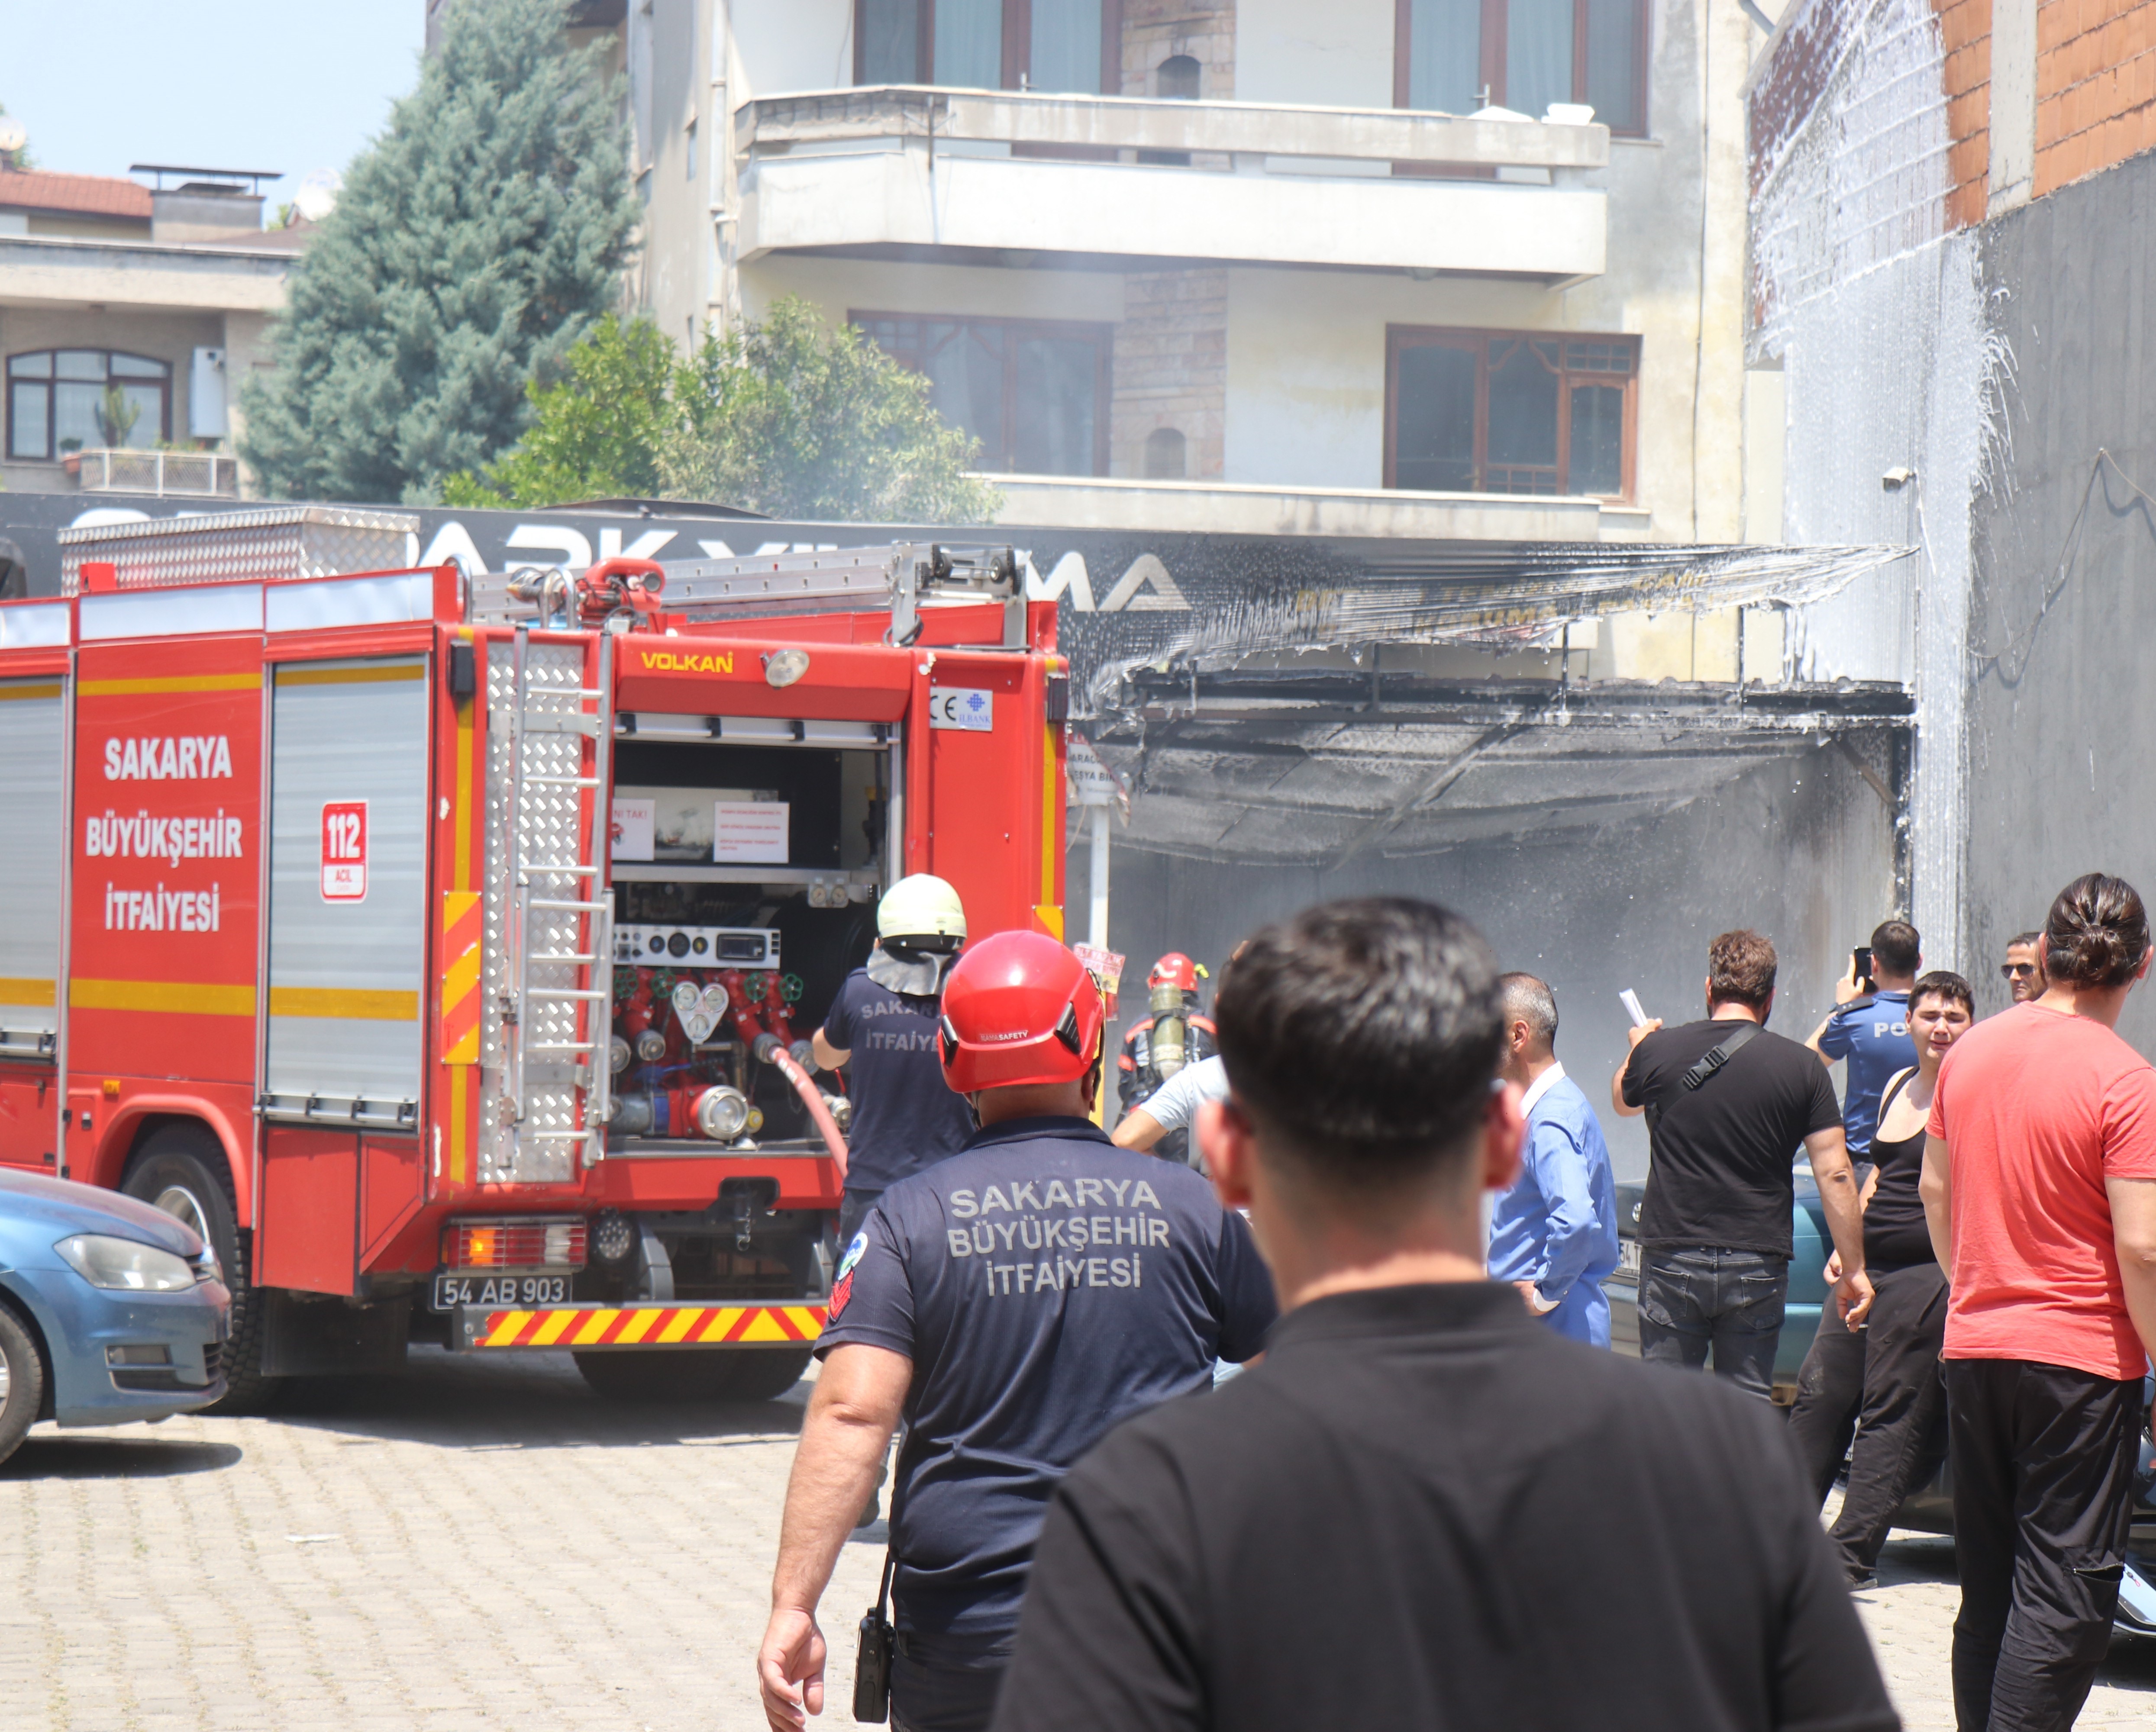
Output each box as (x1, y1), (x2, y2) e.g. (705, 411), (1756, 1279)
(759, 930), (1276, 1732)
(1115, 952), (1217, 1164)
(813, 875), (974, 1245)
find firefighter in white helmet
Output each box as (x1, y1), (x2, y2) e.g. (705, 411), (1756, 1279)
(813, 874), (974, 1247)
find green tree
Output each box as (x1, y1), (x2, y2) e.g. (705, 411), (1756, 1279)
(240, 0), (636, 504)
(450, 299), (1001, 522)
(661, 299), (1000, 522)
(441, 313), (678, 507)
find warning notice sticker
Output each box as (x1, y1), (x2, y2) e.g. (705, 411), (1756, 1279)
(321, 801), (368, 902)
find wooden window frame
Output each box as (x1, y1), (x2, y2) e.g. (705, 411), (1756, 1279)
(1391, 0), (1650, 136)
(852, 309), (1114, 478)
(854, 0), (1124, 95)
(1383, 325), (1639, 500)
(5, 348), (173, 464)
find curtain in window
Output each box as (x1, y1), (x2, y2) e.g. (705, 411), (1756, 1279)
(1506, 0), (1574, 119)
(1013, 335), (1097, 475)
(923, 322), (1008, 464)
(1486, 341), (1560, 493)
(934, 0), (1002, 88)
(1394, 345), (1478, 491)
(1407, 0), (1482, 113)
(1030, 0), (1102, 93)
(1584, 0), (1641, 132)
(861, 0), (921, 82)
(1568, 384), (1624, 494)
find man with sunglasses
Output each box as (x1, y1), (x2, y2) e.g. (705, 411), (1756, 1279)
(758, 931), (1276, 1732)
(2001, 930), (2046, 1005)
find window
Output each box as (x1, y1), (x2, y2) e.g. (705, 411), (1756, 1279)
(1144, 427), (1186, 478)
(855, 312), (1110, 475)
(1394, 0), (1648, 134)
(855, 0), (1122, 94)
(1386, 328), (1637, 498)
(685, 119), (697, 179)
(1156, 53), (1201, 99)
(7, 350), (172, 462)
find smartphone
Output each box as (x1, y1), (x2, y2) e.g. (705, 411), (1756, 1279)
(1852, 946), (1874, 986)
(1619, 989), (1650, 1028)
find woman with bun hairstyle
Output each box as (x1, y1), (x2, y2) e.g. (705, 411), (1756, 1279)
(1921, 873), (2156, 1732)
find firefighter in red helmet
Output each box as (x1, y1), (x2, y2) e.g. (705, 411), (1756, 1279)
(758, 931), (1276, 1732)
(1116, 951), (1218, 1164)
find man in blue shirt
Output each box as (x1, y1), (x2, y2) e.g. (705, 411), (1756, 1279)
(1486, 973), (1621, 1346)
(758, 932), (1276, 1732)
(1805, 919), (1920, 1158)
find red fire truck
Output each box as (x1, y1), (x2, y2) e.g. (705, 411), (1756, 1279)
(0, 516), (1066, 1405)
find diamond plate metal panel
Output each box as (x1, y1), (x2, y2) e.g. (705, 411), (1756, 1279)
(58, 507), (419, 594)
(479, 638), (598, 1185)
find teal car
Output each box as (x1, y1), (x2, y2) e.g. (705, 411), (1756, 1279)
(1602, 1169), (1830, 1396)
(1602, 1167), (2156, 1632)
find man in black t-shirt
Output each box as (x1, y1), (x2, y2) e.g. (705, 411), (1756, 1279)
(989, 899), (1897, 1732)
(813, 874), (977, 1243)
(1613, 928), (1872, 1401)
(759, 932), (1275, 1732)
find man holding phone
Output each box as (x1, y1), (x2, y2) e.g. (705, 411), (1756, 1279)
(1806, 920), (1921, 1160)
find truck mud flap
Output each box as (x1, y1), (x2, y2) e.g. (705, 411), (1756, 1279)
(454, 1300), (826, 1351)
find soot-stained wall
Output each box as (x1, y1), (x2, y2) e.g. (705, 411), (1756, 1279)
(1084, 743), (1896, 1179)
(1966, 150), (2156, 1053)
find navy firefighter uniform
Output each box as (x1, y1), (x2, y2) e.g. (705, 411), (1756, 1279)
(817, 1113), (1278, 1669)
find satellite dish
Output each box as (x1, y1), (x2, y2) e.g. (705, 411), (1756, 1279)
(0, 120), (27, 154)
(293, 168), (342, 223)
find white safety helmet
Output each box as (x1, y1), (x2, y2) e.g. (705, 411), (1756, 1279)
(877, 874), (967, 950)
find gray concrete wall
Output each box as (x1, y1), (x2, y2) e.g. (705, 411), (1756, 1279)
(1082, 741), (1897, 1178)
(1966, 149), (2156, 1053)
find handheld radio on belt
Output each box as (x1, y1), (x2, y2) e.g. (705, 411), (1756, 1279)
(854, 1551), (897, 1722)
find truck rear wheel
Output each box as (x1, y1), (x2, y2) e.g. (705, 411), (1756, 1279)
(572, 1346), (812, 1404)
(123, 1126), (277, 1413)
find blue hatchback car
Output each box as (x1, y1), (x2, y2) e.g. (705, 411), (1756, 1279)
(0, 1167), (231, 1467)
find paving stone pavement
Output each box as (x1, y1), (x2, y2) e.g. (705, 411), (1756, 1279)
(6, 1352), (2153, 1730)
(1829, 1497), (2156, 1730)
(0, 1346), (883, 1731)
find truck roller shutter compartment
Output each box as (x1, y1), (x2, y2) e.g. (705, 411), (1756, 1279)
(0, 676), (64, 1168)
(262, 659), (429, 1121)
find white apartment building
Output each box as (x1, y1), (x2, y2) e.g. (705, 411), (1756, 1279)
(589, 0), (1773, 549)
(0, 168), (297, 503)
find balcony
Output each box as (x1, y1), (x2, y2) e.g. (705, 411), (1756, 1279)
(735, 87), (1608, 283)
(69, 447), (240, 498)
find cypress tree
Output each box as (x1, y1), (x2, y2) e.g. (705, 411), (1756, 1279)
(241, 0), (636, 503)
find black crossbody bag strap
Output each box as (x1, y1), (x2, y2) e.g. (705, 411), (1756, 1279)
(1646, 1021), (1761, 1135)
(854, 1549), (898, 1722)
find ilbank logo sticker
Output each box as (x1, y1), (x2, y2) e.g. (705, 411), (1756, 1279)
(321, 801), (368, 902)
(930, 686), (993, 732)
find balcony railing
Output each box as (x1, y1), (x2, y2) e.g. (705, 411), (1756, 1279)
(69, 447), (240, 498)
(739, 86), (1609, 175)
(735, 87), (1610, 281)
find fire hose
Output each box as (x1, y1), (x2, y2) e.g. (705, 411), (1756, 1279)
(759, 1034), (849, 1184)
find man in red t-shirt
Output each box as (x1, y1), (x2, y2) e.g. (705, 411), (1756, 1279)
(1923, 872), (2156, 1732)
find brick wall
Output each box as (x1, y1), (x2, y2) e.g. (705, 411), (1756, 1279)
(1940, 0), (1994, 226)
(2034, 0), (2156, 192)
(1110, 269), (1228, 479)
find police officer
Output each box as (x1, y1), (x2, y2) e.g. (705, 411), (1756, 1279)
(1115, 952), (1217, 1164)
(813, 874), (975, 1245)
(757, 931), (1277, 1732)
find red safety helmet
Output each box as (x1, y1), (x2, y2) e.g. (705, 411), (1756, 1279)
(939, 931), (1105, 1093)
(1148, 952), (1200, 993)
